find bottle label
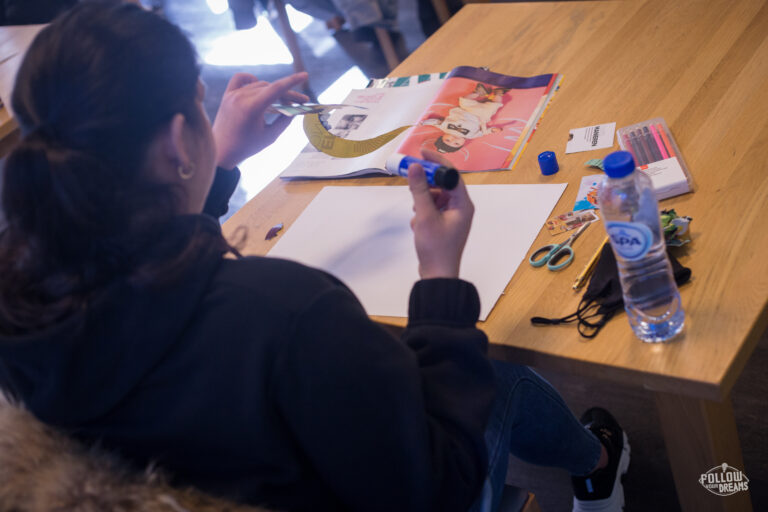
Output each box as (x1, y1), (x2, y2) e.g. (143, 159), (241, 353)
(605, 221), (653, 260)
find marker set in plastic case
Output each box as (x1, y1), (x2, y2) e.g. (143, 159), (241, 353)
(617, 118), (692, 200)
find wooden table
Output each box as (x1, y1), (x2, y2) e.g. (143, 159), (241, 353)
(240, 1), (762, 509)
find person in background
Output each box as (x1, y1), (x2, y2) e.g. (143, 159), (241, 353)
(227, 0), (408, 72)
(0, 4), (629, 512)
(0, 0), (76, 25)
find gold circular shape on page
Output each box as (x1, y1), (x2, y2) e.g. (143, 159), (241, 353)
(303, 114), (412, 158)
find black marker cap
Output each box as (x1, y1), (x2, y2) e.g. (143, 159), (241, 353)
(434, 166), (460, 190)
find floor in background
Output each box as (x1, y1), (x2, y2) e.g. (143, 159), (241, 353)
(163, 2), (767, 511)
(505, 325), (768, 511)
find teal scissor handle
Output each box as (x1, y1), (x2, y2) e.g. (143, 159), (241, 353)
(529, 244), (559, 267)
(529, 222), (589, 271)
(528, 243), (575, 270)
(545, 245), (575, 270)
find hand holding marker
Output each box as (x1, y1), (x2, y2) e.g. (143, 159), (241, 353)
(386, 153), (459, 190)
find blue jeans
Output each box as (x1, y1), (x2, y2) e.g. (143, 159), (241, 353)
(469, 360), (602, 512)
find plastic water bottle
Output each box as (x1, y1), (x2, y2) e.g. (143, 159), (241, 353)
(597, 151), (684, 342)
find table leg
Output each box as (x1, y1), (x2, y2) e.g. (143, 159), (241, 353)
(654, 392), (752, 511)
(373, 27), (401, 72)
(271, 0), (306, 76)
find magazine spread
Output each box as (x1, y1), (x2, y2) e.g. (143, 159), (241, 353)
(280, 66), (561, 180)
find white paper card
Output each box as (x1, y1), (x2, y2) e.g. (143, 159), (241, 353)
(573, 174), (602, 211)
(639, 156), (691, 200)
(565, 122), (616, 154)
(267, 184), (567, 320)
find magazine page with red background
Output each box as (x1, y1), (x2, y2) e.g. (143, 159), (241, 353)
(396, 67), (557, 172)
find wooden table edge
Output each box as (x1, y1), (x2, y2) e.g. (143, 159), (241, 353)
(374, 307), (768, 403)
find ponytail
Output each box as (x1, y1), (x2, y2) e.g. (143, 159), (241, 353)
(0, 3), (227, 335)
(4, 130), (118, 249)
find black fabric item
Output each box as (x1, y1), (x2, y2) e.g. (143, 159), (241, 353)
(0, 170), (496, 512)
(531, 244), (691, 338)
(203, 166), (241, 219)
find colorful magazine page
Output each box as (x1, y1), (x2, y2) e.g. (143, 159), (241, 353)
(280, 67), (560, 180)
(396, 67), (558, 172)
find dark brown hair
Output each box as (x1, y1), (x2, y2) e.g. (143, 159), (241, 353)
(0, 3), (228, 334)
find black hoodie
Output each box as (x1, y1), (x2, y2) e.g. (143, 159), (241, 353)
(0, 168), (496, 512)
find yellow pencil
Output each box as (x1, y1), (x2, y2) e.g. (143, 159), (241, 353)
(572, 236), (609, 290)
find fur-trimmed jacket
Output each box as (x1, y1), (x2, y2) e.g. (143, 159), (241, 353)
(0, 396), (270, 512)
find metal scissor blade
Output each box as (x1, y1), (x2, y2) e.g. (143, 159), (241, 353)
(567, 221), (591, 244)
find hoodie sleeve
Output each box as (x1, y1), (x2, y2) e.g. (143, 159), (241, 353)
(202, 167), (241, 219)
(272, 278), (495, 512)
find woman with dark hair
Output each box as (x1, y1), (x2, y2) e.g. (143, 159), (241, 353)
(0, 4), (629, 512)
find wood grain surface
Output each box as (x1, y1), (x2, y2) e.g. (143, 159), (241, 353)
(223, 0), (768, 404)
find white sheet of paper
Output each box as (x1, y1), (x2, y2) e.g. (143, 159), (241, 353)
(565, 122), (616, 154)
(267, 184), (567, 320)
(0, 25), (46, 115)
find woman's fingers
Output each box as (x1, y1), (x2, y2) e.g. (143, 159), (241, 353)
(212, 72), (311, 169)
(281, 89), (310, 104)
(239, 73), (310, 115)
(225, 72), (259, 92)
(407, 164), (438, 217)
(260, 72), (309, 103)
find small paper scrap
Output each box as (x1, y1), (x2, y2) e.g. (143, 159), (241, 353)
(585, 158), (604, 170)
(574, 174), (602, 211)
(265, 223), (284, 241)
(271, 103), (360, 117)
(566, 123), (616, 154)
(661, 209), (693, 247)
(546, 209), (599, 236)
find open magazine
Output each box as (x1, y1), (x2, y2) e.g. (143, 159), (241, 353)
(281, 66), (562, 180)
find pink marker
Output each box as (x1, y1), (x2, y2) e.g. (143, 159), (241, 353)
(622, 133), (638, 163)
(649, 124), (669, 160)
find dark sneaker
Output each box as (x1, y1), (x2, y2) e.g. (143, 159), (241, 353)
(571, 407), (630, 511)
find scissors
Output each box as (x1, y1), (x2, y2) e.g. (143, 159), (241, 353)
(529, 222), (590, 271)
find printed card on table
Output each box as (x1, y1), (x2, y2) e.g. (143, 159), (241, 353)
(566, 123), (616, 154)
(573, 174), (602, 211)
(546, 210), (599, 235)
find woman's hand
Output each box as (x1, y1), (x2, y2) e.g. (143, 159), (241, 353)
(212, 72), (309, 170)
(407, 162), (474, 279)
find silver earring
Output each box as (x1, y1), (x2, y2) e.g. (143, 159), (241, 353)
(177, 162), (195, 180)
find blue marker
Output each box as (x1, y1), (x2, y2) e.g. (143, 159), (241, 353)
(385, 153), (460, 190)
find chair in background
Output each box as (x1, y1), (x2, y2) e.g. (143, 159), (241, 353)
(269, 0), (406, 75)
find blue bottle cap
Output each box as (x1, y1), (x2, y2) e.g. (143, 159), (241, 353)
(603, 150), (636, 178)
(538, 151), (559, 175)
